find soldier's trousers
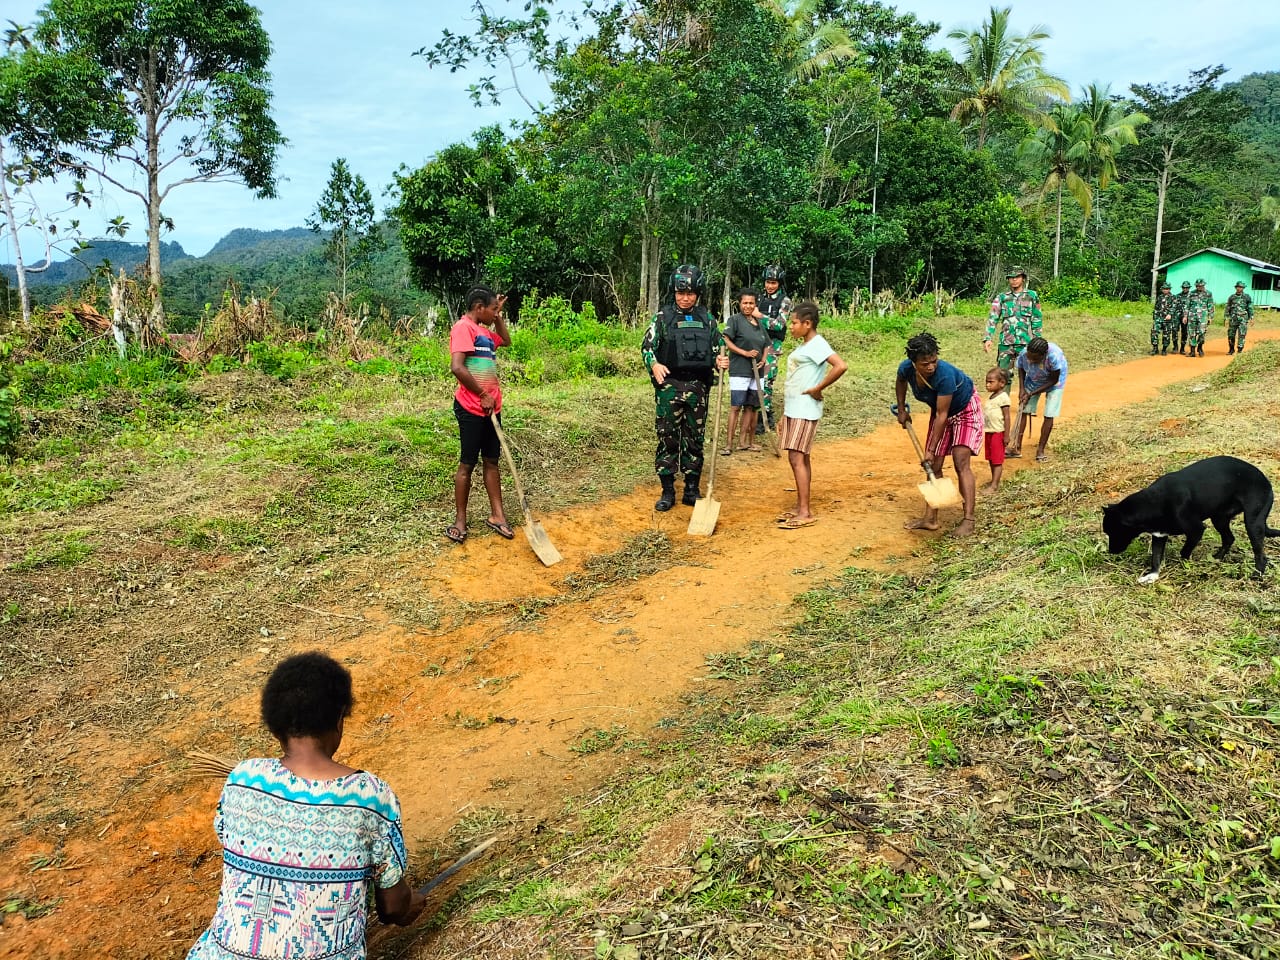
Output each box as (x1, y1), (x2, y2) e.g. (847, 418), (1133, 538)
(761, 345), (782, 422)
(1150, 317), (1174, 351)
(1227, 318), (1249, 350)
(1176, 321), (1189, 352)
(654, 379), (710, 478)
(996, 344), (1024, 376)
(1188, 319), (1208, 350)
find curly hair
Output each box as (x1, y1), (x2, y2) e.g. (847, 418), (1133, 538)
(465, 285), (497, 312)
(261, 652), (354, 743)
(1026, 336), (1048, 356)
(905, 331), (940, 361)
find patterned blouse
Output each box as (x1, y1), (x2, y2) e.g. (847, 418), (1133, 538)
(186, 759), (407, 960)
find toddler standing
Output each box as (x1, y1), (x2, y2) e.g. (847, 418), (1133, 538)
(980, 367), (1011, 495)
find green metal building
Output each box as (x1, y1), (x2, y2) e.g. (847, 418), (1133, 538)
(1158, 247), (1279, 308)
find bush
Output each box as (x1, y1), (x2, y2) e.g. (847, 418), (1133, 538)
(244, 340), (324, 380)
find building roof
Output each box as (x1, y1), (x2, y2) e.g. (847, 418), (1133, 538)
(1158, 246), (1280, 275)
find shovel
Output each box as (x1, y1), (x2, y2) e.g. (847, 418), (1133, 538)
(491, 416), (562, 566)
(688, 349), (727, 536)
(752, 358), (780, 458)
(890, 403), (961, 509)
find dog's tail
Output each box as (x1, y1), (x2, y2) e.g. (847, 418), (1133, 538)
(1268, 526), (1280, 537)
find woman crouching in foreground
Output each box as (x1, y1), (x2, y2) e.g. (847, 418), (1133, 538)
(186, 652), (425, 960)
(895, 331), (980, 537)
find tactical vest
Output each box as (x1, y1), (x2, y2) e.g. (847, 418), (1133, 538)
(655, 304), (715, 385)
(758, 290), (788, 342)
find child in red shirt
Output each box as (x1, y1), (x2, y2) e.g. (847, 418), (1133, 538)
(447, 286), (513, 543)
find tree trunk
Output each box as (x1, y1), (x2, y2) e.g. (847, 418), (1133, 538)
(109, 269), (129, 359)
(144, 45), (165, 334)
(1149, 153), (1172, 301)
(1053, 183), (1063, 278)
(0, 141), (31, 327)
(721, 252), (732, 320)
(646, 236), (661, 317)
(636, 223), (650, 325)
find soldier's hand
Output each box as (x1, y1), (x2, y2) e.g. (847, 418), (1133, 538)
(983, 341), (992, 354)
(651, 362), (670, 386)
(715, 354), (730, 371)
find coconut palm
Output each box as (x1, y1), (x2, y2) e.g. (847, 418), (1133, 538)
(1021, 103), (1090, 278)
(765, 0), (857, 81)
(947, 6), (1069, 149)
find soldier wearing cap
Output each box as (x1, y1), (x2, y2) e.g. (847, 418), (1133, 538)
(984, 266), (1043, 379)
(1186, 278), (1214, 357)
(1173, 280), (1192, 353)
(1224, 280), (1253, 354)
(1151, 281), (1175, 355)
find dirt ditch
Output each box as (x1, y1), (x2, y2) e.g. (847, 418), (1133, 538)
(0, 335), (1273, 959)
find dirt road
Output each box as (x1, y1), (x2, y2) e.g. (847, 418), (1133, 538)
(1, 334), (1273, 959)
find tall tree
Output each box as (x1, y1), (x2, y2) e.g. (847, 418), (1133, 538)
(766, 0), (857, 81)
(32, 0), (285, 329)
(946, 5), (1068, 149)
(307, 159), (381, 305)
(0, 27), (129, 325)
(1128, 66), (1247, 299)
(1020, 103), (1090, 278)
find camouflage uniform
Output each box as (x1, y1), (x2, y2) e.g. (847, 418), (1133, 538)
(1186, 284), (1214, 354)
(1172, 283), (1191, 352)
(1224, 288), (1253, 352)
(1151, 288), (1175, 353)
(985, 287), (1043, 374)
(641, 308), (724, 480)
(757, 289), (791, 422)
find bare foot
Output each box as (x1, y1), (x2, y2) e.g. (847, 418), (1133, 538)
(951, 517), (976, 538)
(979, 484), (999, 496)
(904, 517), (941, 531)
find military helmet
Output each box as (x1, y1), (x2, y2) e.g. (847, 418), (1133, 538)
(1159, 281), (1171, 290)
(1006, 266), (1027, 279)
(1195, 278), (1205, 285)
(671, 264), (705, 296)
(1181, 281), (1191, 289)
(1235, 281), (1245, 288)
(763, 264), (785, 283)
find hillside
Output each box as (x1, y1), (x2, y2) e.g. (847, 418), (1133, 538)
(0, 238), (190, 289)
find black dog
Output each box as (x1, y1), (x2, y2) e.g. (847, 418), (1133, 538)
(1102, 456), (1279, 582)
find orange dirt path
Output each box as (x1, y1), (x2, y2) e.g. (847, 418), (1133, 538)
(2, 333), (1273, 960)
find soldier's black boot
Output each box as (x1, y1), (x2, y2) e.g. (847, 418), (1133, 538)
(682, 473), (701, 506)
(655, 475), (676, 512)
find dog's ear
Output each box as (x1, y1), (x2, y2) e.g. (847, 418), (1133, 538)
(1101, 504), (1113, 515)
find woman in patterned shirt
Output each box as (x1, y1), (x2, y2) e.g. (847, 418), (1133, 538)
(187, 652), (425, 959)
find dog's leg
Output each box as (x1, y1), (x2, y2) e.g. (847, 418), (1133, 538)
(1242, 511), (1269, 578)
(1211, 514), (1236, 561)
(1139, 534), (1168, 584)
(1180, 523), (1205, 560)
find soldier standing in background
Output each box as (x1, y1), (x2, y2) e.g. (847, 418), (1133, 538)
(753, 265), (792, 433)
(1151, 281), (1175, 355)
(1174, 280), (1192, 354)
(984, 266), (1043, 379)
(1224, 280), (1253, 354)
(641, 264), (730, 512)
(1186, 278), (1214, 358)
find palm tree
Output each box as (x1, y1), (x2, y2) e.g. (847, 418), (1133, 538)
(1021, 103), (1090, 278)
(1072, 83), (1147, 236)
(765, 0), (858, 81)
(947, 6), (1069, 149)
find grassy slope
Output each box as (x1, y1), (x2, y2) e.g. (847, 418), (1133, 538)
(419, 342), (1280, 960)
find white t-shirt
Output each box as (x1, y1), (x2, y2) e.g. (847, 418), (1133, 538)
(783, 334), (834, 421)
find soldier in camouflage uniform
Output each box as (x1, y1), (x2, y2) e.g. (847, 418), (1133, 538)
(984, 266), (1043, 378)
(1224, 280), (1253, 354)
(1151, 281), (1175, 354)
(753, 265), (792, 432)
(1186, 278), (1214, 357)
(1173, 280), (1192, 353)
(641, 264), (729, 511)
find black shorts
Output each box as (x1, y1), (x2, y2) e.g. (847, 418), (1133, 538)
(454, 399), (501, 465)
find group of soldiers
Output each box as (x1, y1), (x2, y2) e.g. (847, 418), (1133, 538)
(1150, 278), (1255, 356)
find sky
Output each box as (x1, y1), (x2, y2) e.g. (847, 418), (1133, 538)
(4, 0), (1279, 265)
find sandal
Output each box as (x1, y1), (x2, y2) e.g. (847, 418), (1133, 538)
(445, 524), (467, 544)
(1034, 453), (1049, 462)
(720, 448), (733, 456)
(775, 511), (796, 522)
(744, 444), (762, 452)
(777, 515), (817, 529)
(485, 519), (515, 539)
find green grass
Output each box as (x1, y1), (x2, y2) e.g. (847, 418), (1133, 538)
(427, 340), (1280, 960)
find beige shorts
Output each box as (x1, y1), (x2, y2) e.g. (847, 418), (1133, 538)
(778, 416), (818, 454)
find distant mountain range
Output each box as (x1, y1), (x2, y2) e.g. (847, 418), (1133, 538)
(3, 225), (432, 325)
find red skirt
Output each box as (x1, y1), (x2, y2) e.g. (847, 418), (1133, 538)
(927, 391), (983, 458)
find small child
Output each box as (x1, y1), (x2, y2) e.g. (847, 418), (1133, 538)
(776, 302), (848, 529)
(980, 367), (1012, 495)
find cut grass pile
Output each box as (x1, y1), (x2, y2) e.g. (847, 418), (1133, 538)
(418, 342), (1280, 960)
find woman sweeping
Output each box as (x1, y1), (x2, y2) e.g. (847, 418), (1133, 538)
(186, 652), (425, 959)
(894, 331), (980, 537)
